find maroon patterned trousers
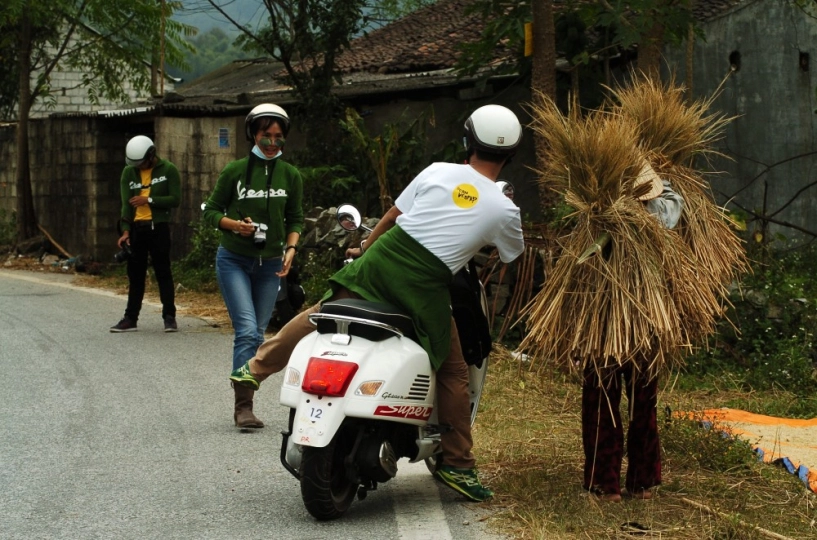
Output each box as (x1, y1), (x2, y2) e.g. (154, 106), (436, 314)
(581, 362), (662, 496)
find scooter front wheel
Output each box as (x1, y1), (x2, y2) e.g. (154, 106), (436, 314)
(300, 433), (358, 520)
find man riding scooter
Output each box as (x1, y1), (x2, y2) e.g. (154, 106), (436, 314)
(230, 104), (525, 501)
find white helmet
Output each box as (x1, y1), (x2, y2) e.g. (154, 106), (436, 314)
(125, 135), (155, 167)
(464, 105), (522, 157)
(245, 103), (290, 141)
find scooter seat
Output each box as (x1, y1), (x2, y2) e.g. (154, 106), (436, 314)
(316, 298), (418, 342)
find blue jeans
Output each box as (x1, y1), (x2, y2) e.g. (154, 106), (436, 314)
(216, 246), (283, 371)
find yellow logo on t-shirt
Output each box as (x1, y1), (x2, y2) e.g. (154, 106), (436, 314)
(453, 184), (479, 208)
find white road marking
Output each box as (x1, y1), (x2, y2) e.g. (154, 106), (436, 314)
(393, 460), (453, 540)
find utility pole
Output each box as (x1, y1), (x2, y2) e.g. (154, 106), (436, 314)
(160, 0), (166, 96)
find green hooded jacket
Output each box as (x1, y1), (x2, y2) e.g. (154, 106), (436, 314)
(119, 158), (181, 231)
(202, 154), (304, 259)
(323, 225), (454, 370)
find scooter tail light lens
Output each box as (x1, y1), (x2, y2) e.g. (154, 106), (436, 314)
(355, 381), (384, 396)
(302, 357), (359, 397)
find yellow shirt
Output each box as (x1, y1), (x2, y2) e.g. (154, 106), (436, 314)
(134, 167), (154, 222)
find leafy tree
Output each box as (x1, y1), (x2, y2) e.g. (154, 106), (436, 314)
(203, 0), (430, 166)
(0, 22), (21, 119)
(340, 107), (433, 215)
(207, 0), (365, 149)
(1, 0), (194, 241)
(364, 0), (435, 28)
(453, 1), (532, 79)
(455, 0), (698, 83)
(589, 0), (696, 77)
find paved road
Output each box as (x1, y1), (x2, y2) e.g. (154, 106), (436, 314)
(0, 270), (504, 540)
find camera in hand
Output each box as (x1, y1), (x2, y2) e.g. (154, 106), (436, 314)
(114, 243), (132, 263)
(252, 222), (268, 249)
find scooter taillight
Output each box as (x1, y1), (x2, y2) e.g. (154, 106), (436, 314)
(302, 357), (359, 397)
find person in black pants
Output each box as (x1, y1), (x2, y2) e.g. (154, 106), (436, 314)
(110, 135), (181, 333)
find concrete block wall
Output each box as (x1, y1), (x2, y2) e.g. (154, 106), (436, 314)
(0, 118), (125, 258)
(156, 115), (245, 258)
(663, 0), (817, 240)
(29, 72), (175, 118)
(29, 117), (124, 258)
(27, 31), (175, 119)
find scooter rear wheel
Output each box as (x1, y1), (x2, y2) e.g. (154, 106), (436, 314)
(424, 454), (442, 475)
(300, 433), (358, 520)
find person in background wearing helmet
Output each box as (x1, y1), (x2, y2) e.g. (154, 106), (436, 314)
(110, 136), (181, 333)
(202, 103), (304, 430)
(229, 104), (525, 501)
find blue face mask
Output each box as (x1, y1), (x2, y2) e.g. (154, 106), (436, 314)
(252, 145), (281, 160)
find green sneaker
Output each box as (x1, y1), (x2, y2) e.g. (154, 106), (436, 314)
(434, 465), (494, 502)
(229, 363), (259, 390)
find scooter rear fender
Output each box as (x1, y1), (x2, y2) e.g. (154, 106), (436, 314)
(280, 330), (435, 448)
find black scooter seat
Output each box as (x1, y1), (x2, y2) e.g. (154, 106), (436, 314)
(317, 298), (418, 342)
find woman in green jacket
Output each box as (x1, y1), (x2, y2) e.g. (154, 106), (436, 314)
(202, 104), (304, 429)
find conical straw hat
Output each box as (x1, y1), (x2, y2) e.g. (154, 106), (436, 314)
(635, 158), (663, 201)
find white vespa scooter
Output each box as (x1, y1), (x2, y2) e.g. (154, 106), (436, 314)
(278, 204), (490, 520)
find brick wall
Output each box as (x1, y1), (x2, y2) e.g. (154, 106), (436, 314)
(26, 31), (175, 119)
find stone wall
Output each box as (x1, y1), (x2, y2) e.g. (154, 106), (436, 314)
(155, 116), (245, 256)
(0, 86), (538, 262)
(663, 0), (817, 240)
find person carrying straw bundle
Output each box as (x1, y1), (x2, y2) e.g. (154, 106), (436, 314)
(520, 78), (747, 502)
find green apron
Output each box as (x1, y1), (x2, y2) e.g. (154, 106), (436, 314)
(323, 225), (453, 370)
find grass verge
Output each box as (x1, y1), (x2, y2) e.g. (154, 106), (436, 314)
(475, 345), (817, 539)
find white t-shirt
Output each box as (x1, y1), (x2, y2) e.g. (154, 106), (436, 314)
(394, 162), (524, 274)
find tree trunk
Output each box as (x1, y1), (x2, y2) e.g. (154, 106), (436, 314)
(637, 19), (664, 79)
(532, 0), (556, 100)
(15, 9), (38, 241)
(531, 0), (558, 216)
(685, 0), (695, 103)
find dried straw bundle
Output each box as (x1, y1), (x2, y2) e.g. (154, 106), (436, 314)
(608, 77), (749, 294)
(520, 89), (732, 381)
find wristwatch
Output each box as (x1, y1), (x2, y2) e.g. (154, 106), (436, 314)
(147, 197), (153, 204)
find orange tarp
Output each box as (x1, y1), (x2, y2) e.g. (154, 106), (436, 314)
(698, 408), (817, 493)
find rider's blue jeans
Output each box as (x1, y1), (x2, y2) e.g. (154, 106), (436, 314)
(216, 246), (283, 370)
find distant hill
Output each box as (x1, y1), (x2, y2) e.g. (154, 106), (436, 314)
(172, 0), (266, 35)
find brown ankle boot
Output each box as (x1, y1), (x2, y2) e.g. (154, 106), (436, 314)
(233, 382), (264, 428)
